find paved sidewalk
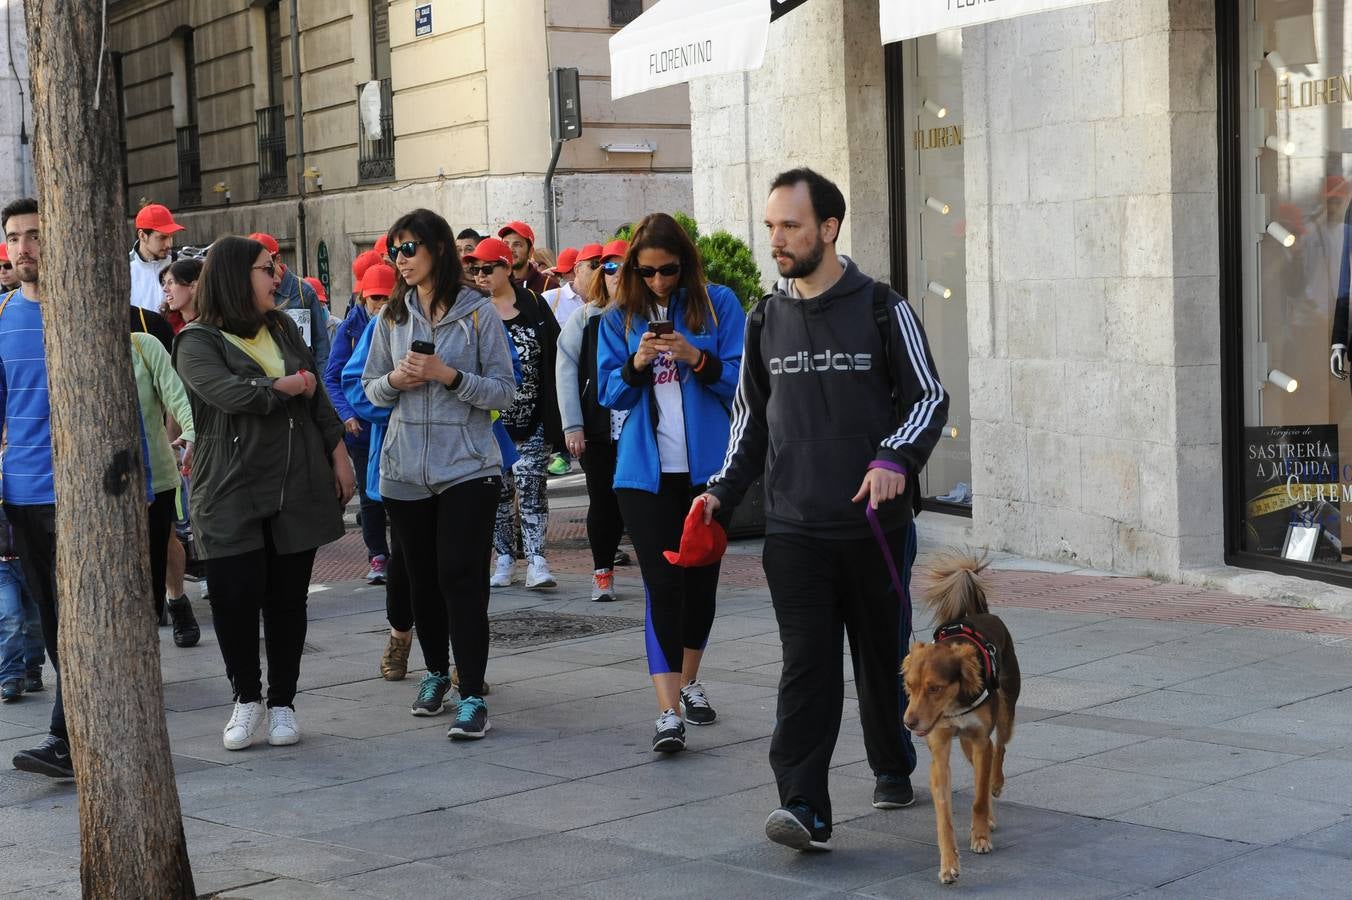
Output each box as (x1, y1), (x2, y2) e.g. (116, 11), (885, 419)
(1, 521), (1351, 897)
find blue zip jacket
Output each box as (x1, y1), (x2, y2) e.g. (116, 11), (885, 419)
(275, 267), (331, 373)
(597, 283), (745, 493)
(325, 303), (371, 448)
(341, 315), (521, 502)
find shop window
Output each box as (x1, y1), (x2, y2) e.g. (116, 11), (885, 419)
(1239, 0), (1352, 567)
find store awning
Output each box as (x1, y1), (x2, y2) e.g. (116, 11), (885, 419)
(881, 0), (1109, 44)
(609, 0), (771, 100)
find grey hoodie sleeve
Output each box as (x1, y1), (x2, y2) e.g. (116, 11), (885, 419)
(454, 307), (517, 410)
(555, 305), (587, 434)
(361, 314), (401, 408)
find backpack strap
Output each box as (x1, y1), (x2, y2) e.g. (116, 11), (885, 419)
(0, 289), (16, 322)
(872, 282), (893, 374)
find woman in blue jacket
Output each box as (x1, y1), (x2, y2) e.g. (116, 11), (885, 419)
(596, 212), (745, 753)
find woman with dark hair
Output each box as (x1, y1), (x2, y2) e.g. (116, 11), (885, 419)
(556, 239), (629, 602)
(174, 235), (354, 751)
(596, 213), (746, 752)
(160, 257), (203, 333)
(362, 208), (516, 741)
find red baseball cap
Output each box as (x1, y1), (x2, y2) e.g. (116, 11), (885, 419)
(552, 247), (579, 274)
(374, 234), (389, 256)
(497, 221), (535, 245)
(248, 232), (281, 255)
(576, 243), (604, 262)
(602, 239), (629, 260)
(464, 237), (513, 268)
(0, 244), (9, 262)
(663, 502), (728, 568)
(352, 249), (381, 281)
(303, 276), (328, 304)
(362, 263), (396, 298)
(135, 203), (185, 235)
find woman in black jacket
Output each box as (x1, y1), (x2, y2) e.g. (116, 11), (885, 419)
(174, 235), (354, 752)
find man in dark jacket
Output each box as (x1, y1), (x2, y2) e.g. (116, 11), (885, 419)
(700, 168), (948, 851)
(498, 221), (559, 295)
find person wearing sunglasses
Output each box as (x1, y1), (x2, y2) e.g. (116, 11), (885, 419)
(596, 214), (746, 753)
(174, 235), (355, 751)
(248, 232), (331, 374)
(363, 209), (516, 740)
(466, 238), (565, 592)
(555, 239), (632, 603)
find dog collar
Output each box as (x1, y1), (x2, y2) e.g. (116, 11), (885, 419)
(933, 621), (999, 713)
(945, 688), (990, 718)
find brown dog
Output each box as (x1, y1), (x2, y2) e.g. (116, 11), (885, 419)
(901, 551), (1020, 885)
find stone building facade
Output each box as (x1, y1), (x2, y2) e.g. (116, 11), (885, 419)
(687, 0), (1251, 585)
(0, 0), (32, 200)
(109, 0), (691, 302)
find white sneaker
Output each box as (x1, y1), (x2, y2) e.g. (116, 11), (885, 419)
(222, 700), (266, 750)
(490, 554), (515, 587)
(267, 705), (300, 746)
(525, 556), (556, 590)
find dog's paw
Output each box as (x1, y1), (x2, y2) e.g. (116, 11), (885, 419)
(939, 865), (960, 885)
(970, 833), (993, 854)
(991, 782), (1004, 798)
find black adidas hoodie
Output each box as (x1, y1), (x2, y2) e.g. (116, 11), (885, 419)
(707, 258), (948, 539)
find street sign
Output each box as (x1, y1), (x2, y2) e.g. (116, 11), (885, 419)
(317, 240), (330, 307)
(414, 4), (432, 37)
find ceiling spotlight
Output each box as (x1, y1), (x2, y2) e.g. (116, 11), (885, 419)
(923, 98), (948, 118)
(1264, 135), (1295, 156)
(1267, 369), (1298, 393)
(926, 196), (951, 215)
(927, 280), (953, 300)
(1266, 221), (1297, 247)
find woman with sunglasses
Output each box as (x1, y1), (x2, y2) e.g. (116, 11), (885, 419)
(174, 236), (354, 750)
(555, 239), (630, 602)
(596, 213), (746, 752)
(468, 238), (566, 592)
(363, 210), (516, 740)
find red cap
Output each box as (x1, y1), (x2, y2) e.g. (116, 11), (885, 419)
(464, 237), (513, 268)
(362, 263), (396, 298)
(552, 247), (579, 274)
(662, 502), (728, 568)
(602, 239), (629, 260)
(135, 203), (185, 235)
(374, 234), (389, 256)
(497, 221), (535, 245)
(576, 243), (604, 261)
(248, 232), (281, 255)
(303, 276), (327, 303)
(0, 244), (9, 262)
(352, 249), (381, 281)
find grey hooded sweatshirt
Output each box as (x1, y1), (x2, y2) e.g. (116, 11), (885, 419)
(362, 287), (517, 500)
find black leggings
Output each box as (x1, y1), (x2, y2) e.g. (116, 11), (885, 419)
(147, 489), (176, 620)
(617, 475), (720, 676)
(384, 475), (499, 697)
(581, 441), (625, 571)
(385, 539), (413, 632)
(204, 520), (317, 708)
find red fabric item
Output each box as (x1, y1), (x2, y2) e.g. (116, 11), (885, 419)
(576, 243), (604, 261)
(362, 263), (396, 297)
(662, 501), (728, 568)
(463, 237), (513, 268)
(248, 232), (281, 254)
(374, 234), (389, 256)
(135, 203), (185, 234)
(303, 276), (327, 304)
(602, 239), (629, 260)
(552, 247), (579, 274)
(352, 249), (381, 280)
(497, 221), (536, 245)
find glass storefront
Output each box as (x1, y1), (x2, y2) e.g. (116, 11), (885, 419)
(1239, 0), (1352, 568)
(896, 32), (972, 509)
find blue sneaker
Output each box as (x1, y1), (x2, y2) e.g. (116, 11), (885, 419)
(765, 801), (831, 851)
(410, 672), (452, 717)
(448, 696), (490, 740)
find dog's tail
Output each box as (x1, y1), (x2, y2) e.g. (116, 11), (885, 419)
(923, 549), (990, 622)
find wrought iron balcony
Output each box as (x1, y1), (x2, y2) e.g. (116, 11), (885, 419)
(257, 104), (288, 198)
(357, 78), (394, 183)
(175, 124), (201, 208)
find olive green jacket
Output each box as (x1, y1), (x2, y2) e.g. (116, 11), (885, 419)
(173, 313), (345, 559)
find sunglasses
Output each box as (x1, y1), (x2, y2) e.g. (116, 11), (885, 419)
(387, 240), (425, 261)
(467, 263), (502, 276)
(252, 263), (276, 278)
(0, 263), (11, 270)
(601, 261), (622, 276)
(635, 263), (681, 279)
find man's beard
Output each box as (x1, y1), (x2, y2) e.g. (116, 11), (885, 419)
(15, 263), (37, 284)
(775, 238), (826, 280)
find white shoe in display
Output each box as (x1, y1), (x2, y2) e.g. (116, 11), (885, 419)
(222, 700), (266, 750)
(267, 705), (300, 746)
(525, 556), (556, 590)
(490, 554), (515, 587)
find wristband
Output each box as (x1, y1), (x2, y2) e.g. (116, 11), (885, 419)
(693, 351), (707, 373)
(868, 459), (907, 476)
(448, 371), (465, 391)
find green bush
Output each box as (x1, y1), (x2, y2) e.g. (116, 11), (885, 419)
(610, 213), (764, 311)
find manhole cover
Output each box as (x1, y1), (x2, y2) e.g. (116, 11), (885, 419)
(489, 610), (641, 649)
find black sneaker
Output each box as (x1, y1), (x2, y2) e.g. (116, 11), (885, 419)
(872, 773), (915, 809)
(447, 696), (490, 740)
(13, 735), (74, 779)
(0, 679), (21, 702)
(168, 595), (201, 648)
(613, 548), (632, 567)
(679, 680), (716, 725)
(765, 801), (831, 851)
(652, 708), (686, 753)
(411, 672), (453, 717)
(23, 669), (43, 693)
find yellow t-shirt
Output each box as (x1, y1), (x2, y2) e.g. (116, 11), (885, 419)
(222, 327), (285, 378)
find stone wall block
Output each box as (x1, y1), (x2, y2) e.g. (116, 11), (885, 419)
(969, 356), (1012, 422)
(1169, 30), (1217, 113)
(1170, 192), (1220, 277)
(1000, 202), (1078, 283)
(1094, 115), (1171, 197)
(1055, 277), (1108, 360)
(1080, 436), (1143, 525)
(1073, 197), (1124, 278)
(1115, 523), (1182, 577)
(1063, 360), (1121, 437)
(972, 419), (1030, 501)
(1019, 6), (1098, 55)
(1007, 281), (1059, 359)
(1016, 49), (1076, 129)
(1029, 123), (1096, 202)
(1172, 276), (1221, 366)
(1169, 112), (1219, 195)
(1122, 32), (1171, 116)
(1011, 359), (1068, 430)
(1073, 41), (1124, 121)
(1121, 193), (1175, 277)
(1175, 442), (1223, 537)
(1105, 277), (1175, 364)
(1035, 506), (1117, 568)
(1138, 442), (1182, 538)
(1173, 364), (1222, 446)
(990, 130), (1030, 205)
(975, 496), (1040, 557)
(1118, 362), (1177, 444)
(1028, 430), (1083, 508)
(1094, 0), (1170, 43)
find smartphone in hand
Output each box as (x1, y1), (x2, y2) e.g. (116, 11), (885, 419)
(649, 320), (675, 338)
(411, 340), (436, 355)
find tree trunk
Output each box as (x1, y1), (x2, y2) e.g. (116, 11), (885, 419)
(24, 2), (195, 896)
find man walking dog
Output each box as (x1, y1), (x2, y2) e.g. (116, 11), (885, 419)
(699, 168), (948, 850)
